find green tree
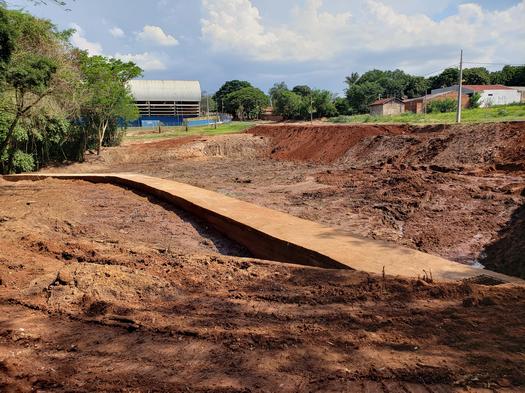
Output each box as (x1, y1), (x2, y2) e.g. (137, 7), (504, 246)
(291, 85), (312, 97)
(0, 5), (83, 173)
(79, 53), (141, 155)
(273, 90), (303, 119)
(334, 96), (351, 115)
(213, 80), (252, 112)
(346, 81), (383, 114)
(462, 67), (491, 85)
(311, 89), (338, 118)
(428, 67), (459, 90)
(224, 86), (268, 120)
(405, 76), (429, 98)
(491, 65), (525, 86)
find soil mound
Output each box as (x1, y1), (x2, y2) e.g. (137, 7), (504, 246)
(249, 124), (412, 162)
(250, 122), (525, 169)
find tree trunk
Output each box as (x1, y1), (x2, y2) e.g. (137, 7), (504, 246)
(97, 120), (108, 155)
(0, 113), (21, 163)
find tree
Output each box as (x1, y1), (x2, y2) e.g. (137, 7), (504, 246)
(428, 67), (459, 90)
(0, 5), (83, 173)
(291, 85), (312, 97)
(334, 96), (351, 115)
(344, 72), (360, 87)
(213, 80), (251, 113)
(346, 81), (383, 114)
(224, 86), (268, 120)
(273, 90), (303, 119)
(311, 89), (338, 118)
(462, 67), (491, 85)
(79, 53), (141, 155)
(405, 76), (429, 98)
(491, 65), (525, 86)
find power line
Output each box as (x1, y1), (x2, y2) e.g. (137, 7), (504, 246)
(420, 64), (459, 77)
(463, 61), (525, 66)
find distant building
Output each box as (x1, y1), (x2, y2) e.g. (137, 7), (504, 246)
(404, 91), (470, 114)
(510, 86), (525, 103)
(431, 85), (520, 107)
(128, 80), (201, 127)
(369, 97), (404, 116)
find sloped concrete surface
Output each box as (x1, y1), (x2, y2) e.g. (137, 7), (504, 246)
(4, 172), (522, 284)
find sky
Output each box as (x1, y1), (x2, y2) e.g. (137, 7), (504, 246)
(6, 0), (525, 94)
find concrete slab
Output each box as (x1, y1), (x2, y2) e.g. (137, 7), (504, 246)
(3, 173), (522, 284)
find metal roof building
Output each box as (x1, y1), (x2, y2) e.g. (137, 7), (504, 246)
(128, 80), (201, 126)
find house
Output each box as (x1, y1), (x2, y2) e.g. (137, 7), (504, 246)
(369, 97), (404, 116)
(510, 87), (525, 103)
(404, 91), (470, 114)
(431, 85), (520, 107)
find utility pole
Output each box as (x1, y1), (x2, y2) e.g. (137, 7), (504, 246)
(456, 49), (463, 123)
(206, 93), (210, 126)
(310, 95), (313, 124)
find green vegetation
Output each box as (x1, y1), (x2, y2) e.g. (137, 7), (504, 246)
(124, 122), (255, 142)
(426, 98), (457, 113)
(0, 4), (141, 173)
(269, 82), (337, 120)
(330, 104), (525, 124)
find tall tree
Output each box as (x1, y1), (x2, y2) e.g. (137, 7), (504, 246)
(462, 67), (491, 85)
(224, 86), (268, 120)
(291, 85), (312, 97)
(79, 53), (141, 155)
(346, 81), (383, 114)
(428, 67), (459, 90)
(213, 80), (252, 112)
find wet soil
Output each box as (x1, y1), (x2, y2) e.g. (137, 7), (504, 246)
(1, 179), (524, 392)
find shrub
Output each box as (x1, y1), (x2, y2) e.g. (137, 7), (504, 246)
(470, 92), (481, 108)
(426, 98), (457, 113)
(12, 150), (34, 172)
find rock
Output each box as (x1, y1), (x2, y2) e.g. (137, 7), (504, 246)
(57, 269), (74, 285)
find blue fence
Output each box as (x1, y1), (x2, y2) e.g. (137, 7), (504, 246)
(186, 114), (233, 128)
(129, 114), (233, 128)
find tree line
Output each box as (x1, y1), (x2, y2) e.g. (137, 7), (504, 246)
(0, 5), (141, 173)
(215, 65), (525, 120)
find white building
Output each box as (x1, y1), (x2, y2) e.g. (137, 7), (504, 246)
(431, 85), (521, 107)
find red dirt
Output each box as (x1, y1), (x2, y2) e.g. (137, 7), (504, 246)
(54, 122), (525, 279)
(249, 124), (412, 162)
(1, 178), (525, 392)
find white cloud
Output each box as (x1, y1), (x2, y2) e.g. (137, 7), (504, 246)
(136, 25), (179, 46)
(110, 26), (125, 38)
(114, 52), (168, 71)
(70, 23), (103, 55)
(200, 0), (525, 69)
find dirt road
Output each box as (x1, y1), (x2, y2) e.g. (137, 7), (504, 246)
(1, 178), (524, 392)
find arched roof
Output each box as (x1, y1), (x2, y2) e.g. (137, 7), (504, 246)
(128, 80), (201, 102)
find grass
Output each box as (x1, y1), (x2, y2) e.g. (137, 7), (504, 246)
(124, 121), (255, 142)
(329, 104), (525, 125)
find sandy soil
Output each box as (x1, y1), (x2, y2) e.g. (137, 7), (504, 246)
(48, 123), (525, 278)
(1, 178), (525, 392)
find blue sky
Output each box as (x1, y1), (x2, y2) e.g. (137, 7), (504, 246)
(7, 0), (525, 94)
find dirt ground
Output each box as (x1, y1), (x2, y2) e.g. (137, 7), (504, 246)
(1, 178), (525, 392)
(49, 122), (525, 278)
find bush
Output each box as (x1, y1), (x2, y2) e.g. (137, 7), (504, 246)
(12, 150), (34, 172)
(470, 92), (481, 108)
(426, 98), (457, 113)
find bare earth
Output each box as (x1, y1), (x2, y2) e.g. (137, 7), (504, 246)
(1, 122), (524, 392)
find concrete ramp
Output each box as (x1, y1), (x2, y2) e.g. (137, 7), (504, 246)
(3, 173), (522, 284)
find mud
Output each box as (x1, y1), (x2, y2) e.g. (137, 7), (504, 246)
(1, 179), (525, 392)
